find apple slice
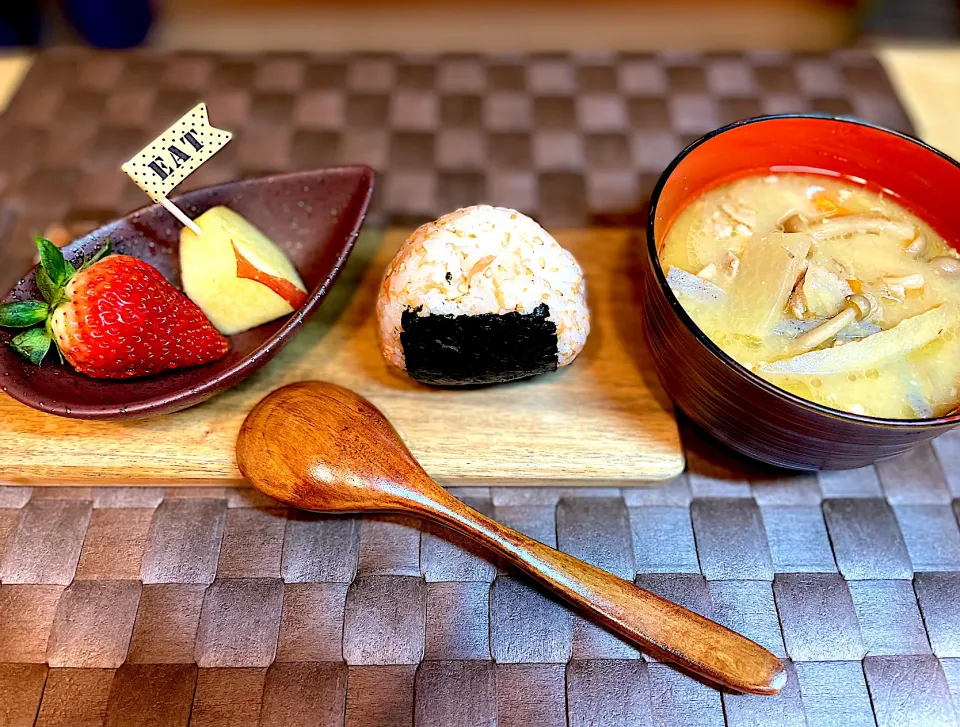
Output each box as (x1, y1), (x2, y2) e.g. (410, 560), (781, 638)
(180, 206), (308, 335)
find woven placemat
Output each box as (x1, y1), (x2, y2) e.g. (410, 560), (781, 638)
(2, 49), (958, 727)
(2, 423), (960, 726)
(0, 48), (911, 291)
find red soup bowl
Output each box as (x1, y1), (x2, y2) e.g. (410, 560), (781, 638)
(642, 115), (960, 470)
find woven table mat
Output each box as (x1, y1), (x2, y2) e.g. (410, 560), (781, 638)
(0, 48), (910, 290)
(2, 424), (960, 726)
(3, 49), (959, 727)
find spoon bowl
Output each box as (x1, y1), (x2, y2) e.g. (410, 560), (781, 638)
(238, 380), (431, 514)
(0, 166), (374, 420)
(238, 380), (788, 696)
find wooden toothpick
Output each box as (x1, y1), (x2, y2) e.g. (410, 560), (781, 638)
(159, 197), (202, 235)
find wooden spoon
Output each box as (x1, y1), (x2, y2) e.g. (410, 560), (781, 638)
(237, 381), (787, 695)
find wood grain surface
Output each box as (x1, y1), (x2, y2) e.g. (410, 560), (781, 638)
(236, 381), (786, 695)
(879, 46), (960, 161)
(0, 229), (683, 485)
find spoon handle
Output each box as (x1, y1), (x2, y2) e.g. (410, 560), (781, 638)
(422, 490), (786, 696)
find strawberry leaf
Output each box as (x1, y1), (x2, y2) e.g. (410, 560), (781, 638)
(35, 267), (60, 305)
(63, 259), (77, 278)
(36, 237), (67, 286)
(0, 301), (48, 328)
(10, 327), (51, 365)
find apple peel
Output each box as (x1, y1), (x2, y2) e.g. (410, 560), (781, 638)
(233, 241), (307, 309)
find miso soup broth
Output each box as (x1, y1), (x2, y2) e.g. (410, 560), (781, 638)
(659, 172), (960, 419)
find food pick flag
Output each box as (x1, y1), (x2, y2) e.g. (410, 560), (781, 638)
(121, 103), (232, 234)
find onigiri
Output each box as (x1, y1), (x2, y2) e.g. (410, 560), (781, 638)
(376, 205), (590, 386)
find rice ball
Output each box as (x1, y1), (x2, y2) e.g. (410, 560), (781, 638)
(377, 205), (590, 385)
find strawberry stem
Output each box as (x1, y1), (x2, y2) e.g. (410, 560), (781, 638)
(75, 239), (113, 274)
(34, 266), (63, 307)
(86, 239), (113, 268)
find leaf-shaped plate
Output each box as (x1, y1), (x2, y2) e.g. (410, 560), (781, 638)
(0, 166), (374, 420)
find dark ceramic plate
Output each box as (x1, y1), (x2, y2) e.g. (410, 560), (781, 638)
(0, 166), (374, 420)
(642, 115), (960, 470)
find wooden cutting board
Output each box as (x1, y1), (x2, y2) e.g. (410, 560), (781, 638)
(0, 229), (683, 485)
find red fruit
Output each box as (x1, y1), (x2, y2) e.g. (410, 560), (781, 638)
(48, 255), (229, 379)
(0, 238), (229, 379)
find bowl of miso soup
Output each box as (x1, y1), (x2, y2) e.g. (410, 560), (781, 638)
(642, 114), (960, 470)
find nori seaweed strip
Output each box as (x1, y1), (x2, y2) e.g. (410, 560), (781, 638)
(400, 303), (559, 386)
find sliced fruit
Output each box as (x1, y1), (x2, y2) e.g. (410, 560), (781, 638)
(180, 206), (308, 335)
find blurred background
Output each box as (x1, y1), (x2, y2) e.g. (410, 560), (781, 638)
(0, 0), (957, 288)
(0, 0), (958, 51)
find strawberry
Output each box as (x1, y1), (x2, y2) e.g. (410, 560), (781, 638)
(0, 238), (229, 379)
